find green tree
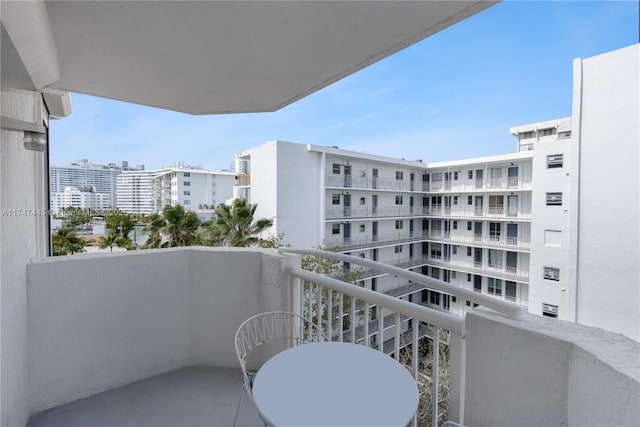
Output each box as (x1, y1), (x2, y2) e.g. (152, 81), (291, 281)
(52, 227), (87, 255)
(214, 198), (273, 247)
(98, 231), (130, 252)
(300, 246), (363, 333)
(105, 211), (134, 239)
(59, 206), (92, 228)
(142, 205), (201, 248)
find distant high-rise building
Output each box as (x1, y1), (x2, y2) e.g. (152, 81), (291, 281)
(50, 159), (144, 212)
(116, 170), (159, 215)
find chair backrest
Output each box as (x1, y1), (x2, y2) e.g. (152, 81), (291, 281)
(235, 311), (327, 396)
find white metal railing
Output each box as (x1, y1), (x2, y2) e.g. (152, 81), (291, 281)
(280, 248), (525, 426)
(325, 231), (429, 251)
(325, 174), (422, 193)
(326, 205), (423, 220)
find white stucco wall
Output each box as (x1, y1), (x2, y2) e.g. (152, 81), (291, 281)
(26, 248), (296, 414)
(1, 90), (50, 427)
(573, 44), (640, 341)
(464, 309), (640, 426)
(528, 134), (573, 319)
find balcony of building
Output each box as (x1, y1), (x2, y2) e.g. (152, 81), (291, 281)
(424, 175), (533, 193)
(325, 174), (424, 193)
(11, 248), (638, 427)
(325, 231), (430, 252)
(326, 205), (426, 220)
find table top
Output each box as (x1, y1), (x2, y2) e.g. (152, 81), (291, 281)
(252, 341), (418, 427)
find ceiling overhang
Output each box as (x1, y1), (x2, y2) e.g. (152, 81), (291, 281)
(2, 1), (497, 115)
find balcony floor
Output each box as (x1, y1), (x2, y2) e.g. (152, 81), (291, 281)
(27, 366), (263, 427)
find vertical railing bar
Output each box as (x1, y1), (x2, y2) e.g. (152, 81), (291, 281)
(412, 320), (419, 427)
(307, 282), (313, 337)
(394, 312), (400, 360)
(316, 283), (323, 334)
(350, 296), (356, 343)
(327, 289), (333, 340)
(364, 301), (370, 347)
(432, 326), (440, 427)
(338, 293), (344, 342)
(378, 307), (384, 352)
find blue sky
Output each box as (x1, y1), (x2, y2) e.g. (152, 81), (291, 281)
(50, 1), (639, 171)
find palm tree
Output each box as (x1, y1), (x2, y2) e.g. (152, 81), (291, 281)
(142, 205), (201, 248)
(98, 231), (130, 252)
(214, 199), (273, 247)
(52, 227), (87, 255)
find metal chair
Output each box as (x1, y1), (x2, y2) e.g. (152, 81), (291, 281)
(233, 311), (328, 427)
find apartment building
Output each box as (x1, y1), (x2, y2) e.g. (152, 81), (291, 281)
(116, 170), (160, 215)
(152, 167), (237, 215)
(50, 185), (111, 214)
(236, 141), (538, 316)
(50, 159), (144, 211)
(235, 44), (639, 340)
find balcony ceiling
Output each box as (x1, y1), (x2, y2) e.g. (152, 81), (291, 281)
(1, 1), (495, 114)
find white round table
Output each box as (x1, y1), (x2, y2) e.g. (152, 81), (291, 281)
(251, 341), (418, 427)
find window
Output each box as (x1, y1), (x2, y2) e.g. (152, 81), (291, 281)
(542, 303), (559, 318)
(451, 271), (457, 280)
(430, 291), (440, 306)
(489, 222), (501, 241)
(520, 131), (536, 139)
(183, 172), (190, 177)
(466, 247), (472, 256)
(360, 197), (365, 205)
(395, 220), (403, 230)
(359, 224), (365, 233)
(395, 196), (403, 205)
(332, 224), (340, 235)
(506, 281), (517, 301)
(395, 171), (404, 180)
(452, 246), (457, 255)
(467, 196), (473, 205)
(184, 181), (191, 186)
(332, 194), (340, 205)
(467, 273), (472, 282)
(473, 275), (482, 292)
(558, 130), (572, 139)
(538, 128), (556, 137)
(183, 200), (191, 205)
(184, 191), (190, 196)
(546, 154), (564, 168)
(453, 171), (459, 181)
(488, 278), (502, 296)
(332, 163), (340, 174)
(453, 196), (458, 205)
(453, 220), (458, 230)
(394, 245), (403, 254)
(468, 170), (473, 180)
(466, 301), (472, 307)
(544, 267), (560, 281)
(467, 221), (472, 231)
(546, 192), (562, 206)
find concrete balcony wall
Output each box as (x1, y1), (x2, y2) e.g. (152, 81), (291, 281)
(464, 309), (639, 426)
(26, 248), (295, 415)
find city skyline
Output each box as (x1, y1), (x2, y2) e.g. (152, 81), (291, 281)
(49, 1), (638, 171)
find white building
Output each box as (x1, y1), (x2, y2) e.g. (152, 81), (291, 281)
(152, 167), (237, 214)
(236, 44), (639, 341)
(50, 159), (144, 210)
(116, 169), (161, 215)
(50, 185), (110, 214)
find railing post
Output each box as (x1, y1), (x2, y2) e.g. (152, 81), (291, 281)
(448, 331), (466, 425)
(432, 327), (439, 427)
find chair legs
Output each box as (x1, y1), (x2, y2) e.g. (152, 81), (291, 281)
(233, 383), (246, 427)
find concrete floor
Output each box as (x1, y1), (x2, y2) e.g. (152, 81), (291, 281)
(27, 366), (263, 427)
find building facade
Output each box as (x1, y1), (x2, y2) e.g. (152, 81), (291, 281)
(116, 170), (160, 215)
(50, 159), (144, 212)
(235, 45), (639, 340)
(152, 167), (237, 215)
(50, 186), (111, 214)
